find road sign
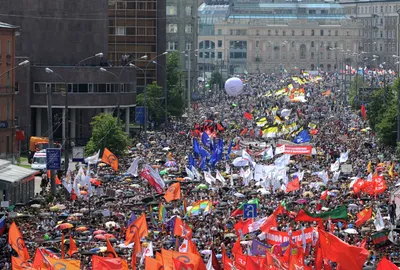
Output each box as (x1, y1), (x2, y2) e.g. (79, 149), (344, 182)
(46, 148), (61, 170)
(72, 146), (85, 162)
(135, 106), (148, 125)
(243, 203), (257, 219)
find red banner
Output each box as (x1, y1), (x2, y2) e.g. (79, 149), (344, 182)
(266, 227), (314, 246)
(277, 144), (312, 155)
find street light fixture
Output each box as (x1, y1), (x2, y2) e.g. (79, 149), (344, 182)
(0, 60), (30, 77)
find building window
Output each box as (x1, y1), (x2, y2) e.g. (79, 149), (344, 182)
(218, 52), (222, 59)
(256, 30), (260, 36)
(218, 40), (222, 48)
(217, 29), (222, 35)
(275, 30), (279, 36)
(335, 30), (338, 36)
(311, 52), (314, 59)
(268, 30), (271, 36)
(185, 24), (192, 33)
(116, 26), (126, 36)
(7, 40), (11, 54)
(167, 42), (178, 51)
(166, 6), (177, 16)
(256, 40), (260, 48)
(186, 42), (192, 51)
(301, 30), (305, 36)
(185, 6), (192, 16)
(311, 41), (314, 48)
(167, 24), (178, 33)
(320, 30), (324, 36)
(311, 30), (314, 36)
(283, 30), (286, 36)
(300, 44), (306, 59)
(292, 30), (295, 36)
(346, 31), (350, 36)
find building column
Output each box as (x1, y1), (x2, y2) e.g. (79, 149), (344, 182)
(70, 108), (76, 142)
(62, 108), (66, 143)
(104, 108), (111, 114)
(125, 107), (130, 134)
(35, 108), (41, 136)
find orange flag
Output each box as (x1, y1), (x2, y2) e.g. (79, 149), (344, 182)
(106, 237), (118, 258)
(164, 182), (181, 203)
(173, 258), (195, 270)
(32, 248), (51, 269)
(47, 257), (81, 270)
(318, 228), (368, 270)
(145, 257), (163, 270)
(67, 235), (78, 257)
(125, 214), (148, 245)
(174, 217), (193, 239)
(355, 208), (372, 227)
(9, 222), (30, 261)
(47, 170), (61, 185)
(92, 255), (128, 270)
(286, 178), (300, 193)
(161, 249), (206, 270)
(11, 256), (35, 270)
(155, 252), (163, 264)
(101, 148), (118, 171)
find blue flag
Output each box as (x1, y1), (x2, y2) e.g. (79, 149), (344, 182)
(201, 132), (211, 148)
(188, 153), (196, 168)
(292, 130), (311, 144)
(128, 212), (136, 226)
(199, 156), (207, 170)
(226, 141), (233, 160)
(193, 138), (200, 154)
(216, 138), (224, 161)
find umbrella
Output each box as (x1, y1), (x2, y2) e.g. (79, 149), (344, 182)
(55, 223), (74, 230)
(30, 204), (41, 208)
(233, 192), (245, 198)
(344, 228), (358, 234)
(105, 221), (119, 228)
(347, 204), (359, 209)
(302, 191), (314, 197)
(50, 206), (61, 211)
(224, 233), (237, 238)
(295, 199), (308, 204)
(130, 184), (140, 188)
(93, 230), (106, 235)
(76, 226), (89, 232)
(197, 184), (208, 190)
(104, 234), (116, 239)
(70, 213), (84, 217)
(165, 161), (177, 167)
(80, 191), (88, 195)
(94, 235), (106, 240)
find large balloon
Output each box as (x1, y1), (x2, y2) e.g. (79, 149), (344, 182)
(224, 77), (243, 96)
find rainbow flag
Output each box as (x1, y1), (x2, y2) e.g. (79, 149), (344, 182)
(159, 203), (167, 223)
(186, 200), (213, 217)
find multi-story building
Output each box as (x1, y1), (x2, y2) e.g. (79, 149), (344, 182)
(0, 0), (136, 155)
(340, 0), (400, 69)
(108, 0), (166, 93)
(166, 0), (198, 93)
(198, 0), (363, 74)
(0, 22), (19, 159)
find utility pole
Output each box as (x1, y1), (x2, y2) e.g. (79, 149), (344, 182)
(188, 52), (191, 113)
(46, 85), (56, 195)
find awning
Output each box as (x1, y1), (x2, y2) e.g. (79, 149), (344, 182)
(0, 159), (39, 184)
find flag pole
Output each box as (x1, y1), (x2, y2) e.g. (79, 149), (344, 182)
(61, 232), (65, 259)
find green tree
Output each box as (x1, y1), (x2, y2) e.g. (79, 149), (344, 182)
(136, 82), (164, 125)
(366, 87), (386, 130)
(85, 113), (130, 157)
(349, 74), (367, 109)
(375, 99), (397, 146)
(210, 71), (223, 91)
(166, 52), (185, 116)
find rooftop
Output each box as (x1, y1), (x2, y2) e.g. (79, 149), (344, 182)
(0, 159), (39, 184)
(0, 21), (19, 29)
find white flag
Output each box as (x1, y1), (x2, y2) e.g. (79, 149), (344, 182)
(339, 151), (349, 163)
(263, 147), (274, 160)
(185, 166), (194, 180)
(274, 154), (290, 168)
(84, 150), (100, 164)
(204, 171), (216, 186)
(192, 166), (201, 180)
(179, 239), (189, 253)
(73, 165), (85, 196)
(292, 170), (304, 181)
(216, 170), (226, 185)
(127, 157), (140, 177)
(62, 166), (73, 193)
(248, 217), (268, 233)
(206, 254), (214, 270)
(374, 209), (385, 231)
(230, 173), (234, 186)
(242, 150), (256, 167)
(225, 163), (231, 174)
(330, 160), (340, 172)
(332, 171), (340, 182)
(140, 241), (154, 265)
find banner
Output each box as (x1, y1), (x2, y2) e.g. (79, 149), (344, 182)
(266, 227), (314, 245)
(254, 165), (275, 181)
(277, 144), (312, 155)
(371, 230), (390, 248)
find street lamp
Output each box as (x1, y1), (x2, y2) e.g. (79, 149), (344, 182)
(46, 52), (103, 175)
(0, 60), (29, 77)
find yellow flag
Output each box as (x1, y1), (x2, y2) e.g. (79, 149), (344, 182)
(367, 160), (372, 173)
(389, 162), (394, 178)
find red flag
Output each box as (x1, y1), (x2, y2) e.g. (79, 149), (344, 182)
(174, 217), (193, 239)
(234, 252), (247, 269)
(106, 237), (118, 258)
(286, 178), (300, 193)
(211, 250), (222, 270)
(352, 178), (365, 194)
(232, 238), (243, 254)
(320, 190), (329, 201)
(355, 208), (372, 227)
(92, 255), (128, 270)
(361, 104), (367, 120)
(359, 238), (367, 249)
(240, 128), (248, 136)
(173, 258), (195, 270)
(377, 257), (399, 270)
(259, 212), (278, 234)
(234, 218), (253, 236)
(222, 245), (233, 269)
(318, 228), (368, 269)
(67, 235), (78, 257)
(217, 123), (224, 131)
(372, 175), (387, 195)
(244, 111), (253, 120)
(315, 242), (323, 270)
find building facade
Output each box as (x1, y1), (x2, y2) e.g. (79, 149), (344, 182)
(108, 0), (166, 92)
(198, 0), (363, 74)
(0, 0), (136, 154)
(340, 0), (400, 69)
(166, 0), (198, 93)
(0, 22), (18, 159)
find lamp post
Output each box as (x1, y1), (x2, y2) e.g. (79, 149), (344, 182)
(151, 61), (168, 125)
(0, 60), (29, 77)
(46, 52), (103, 174)
(397, 9), (400, 142)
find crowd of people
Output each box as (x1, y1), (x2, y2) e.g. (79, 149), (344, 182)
(1, 69), (400, 270)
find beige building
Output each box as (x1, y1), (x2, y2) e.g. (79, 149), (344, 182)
(198, 1), (363, 75)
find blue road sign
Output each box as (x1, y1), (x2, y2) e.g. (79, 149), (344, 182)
(243, 203), (257, 219)
(135, 106), (148, 125)
(46, 148), (61, 170)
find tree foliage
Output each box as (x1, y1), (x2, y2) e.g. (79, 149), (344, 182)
(166, 52), (185, 116)
(85, 113), (130, 157)
(349, 74), (367, 109)
(210, 71), (223, 91)
(136, 82), (164, 125)
(366, 78), (399, 146)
